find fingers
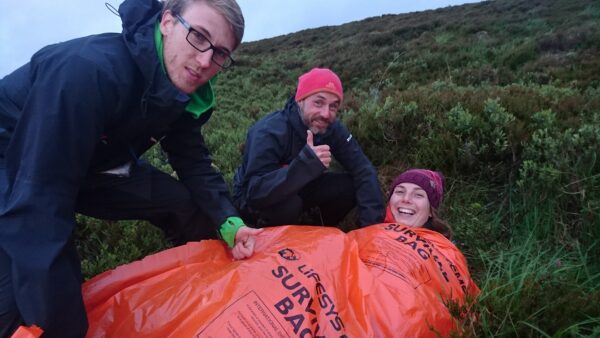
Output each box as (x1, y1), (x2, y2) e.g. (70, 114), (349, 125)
(234, 226), (264, 242)
(231, 226), (263, 260)
(248, 227), (264, 235)
(314, 146), (331, 168)
(232, 239), (253, 260)
(320, 154), (331, 168)
(315, 144), (330, 152)
(306, 132), (331, 168)
(231, 244), (245, 260)
(231, 245), (244, 260)
(306, 130), (314, 147)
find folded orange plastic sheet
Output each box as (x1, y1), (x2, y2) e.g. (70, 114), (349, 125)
(9, 325), (43, 338)
(348, 224), (480, 337)
(82, 224), (479, 337)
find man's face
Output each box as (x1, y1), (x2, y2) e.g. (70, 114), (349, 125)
(297, 92), (341, 134)
(160, 2), (235, 94)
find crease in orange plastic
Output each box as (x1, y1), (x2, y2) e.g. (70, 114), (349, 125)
(83, 224), (479, 337)
(10, 325), (43, 338)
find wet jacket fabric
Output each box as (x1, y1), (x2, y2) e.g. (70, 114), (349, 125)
(232, 97), (384, 226)
(0, 0), (237, 336)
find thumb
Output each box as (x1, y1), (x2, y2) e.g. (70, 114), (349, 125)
(306, 130), (314, 147)
(249, 227), (265, 235)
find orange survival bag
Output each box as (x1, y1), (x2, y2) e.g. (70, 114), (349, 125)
(81, 224), (479, 337)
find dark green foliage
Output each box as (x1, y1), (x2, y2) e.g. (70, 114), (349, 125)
(472, 238), (600, 337)
(75, 215), (170, 278)
(74, 0), (600, 334)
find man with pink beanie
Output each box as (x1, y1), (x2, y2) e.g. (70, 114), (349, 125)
(233, 68), (384, 227)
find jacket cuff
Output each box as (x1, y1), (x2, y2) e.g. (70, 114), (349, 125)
(219, 216), (245, 248)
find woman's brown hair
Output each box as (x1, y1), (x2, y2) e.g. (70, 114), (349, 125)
(429, 208), (453, 240)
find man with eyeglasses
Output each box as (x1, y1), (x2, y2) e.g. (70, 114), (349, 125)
(232, 68), (385, 230)
(0, 0), (260, 337)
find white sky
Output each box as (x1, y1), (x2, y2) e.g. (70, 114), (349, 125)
(0, 0), (481, 77)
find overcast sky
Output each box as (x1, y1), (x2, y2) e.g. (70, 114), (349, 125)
(0, 0), (481, 77)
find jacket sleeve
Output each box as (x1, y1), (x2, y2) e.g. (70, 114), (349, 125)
(160, 111), (238, 229)
(243, 126), (325, 209)
(330, 123), (385, 226)
(0, 54), (114, 336)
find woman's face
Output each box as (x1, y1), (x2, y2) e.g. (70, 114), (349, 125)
(389, 182), (431, 227)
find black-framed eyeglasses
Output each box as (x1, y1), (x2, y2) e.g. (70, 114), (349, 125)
(175, 14), (234, 69)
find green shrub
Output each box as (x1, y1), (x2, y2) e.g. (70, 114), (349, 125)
(75, 215), (169, 279)
(516, 110), (600, 249)
(72, 1), (600, 334)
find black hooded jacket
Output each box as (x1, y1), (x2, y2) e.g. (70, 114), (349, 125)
(232, 97), (385, 226)
(0, 0), (237, 335)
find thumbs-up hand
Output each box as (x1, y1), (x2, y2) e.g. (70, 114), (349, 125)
(307, 130), (331, 168)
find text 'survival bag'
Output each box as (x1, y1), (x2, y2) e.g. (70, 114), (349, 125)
(79, 224), (479, 337)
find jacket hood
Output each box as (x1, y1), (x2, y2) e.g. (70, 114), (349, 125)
(118, 0), (188, 106)
(119, 0), (162, 34)
(119, 0), (165, 83)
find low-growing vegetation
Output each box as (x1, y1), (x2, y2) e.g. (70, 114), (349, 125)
(75, 0), (600, 335)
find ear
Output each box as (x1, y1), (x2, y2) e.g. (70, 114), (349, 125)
(295, 99), (305, 112)
(160, 10), (176, 36)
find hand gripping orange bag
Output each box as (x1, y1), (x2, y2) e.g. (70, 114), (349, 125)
(82, 224), (479, 337)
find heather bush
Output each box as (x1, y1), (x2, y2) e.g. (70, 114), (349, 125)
(73, 0), (600, 334)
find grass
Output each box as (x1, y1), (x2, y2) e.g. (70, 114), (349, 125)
(72, 0), (600, 335)
(472, 236), (600, 337)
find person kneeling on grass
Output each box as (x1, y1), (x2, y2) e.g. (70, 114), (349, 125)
(232, 68), (384, 228)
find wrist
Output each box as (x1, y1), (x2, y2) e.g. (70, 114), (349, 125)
(219, 216), (245, 248)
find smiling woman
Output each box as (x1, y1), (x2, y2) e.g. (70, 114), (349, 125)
(385, 168), (453, 239)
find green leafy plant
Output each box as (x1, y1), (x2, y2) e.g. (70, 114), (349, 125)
(73, 0), (600, 335)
